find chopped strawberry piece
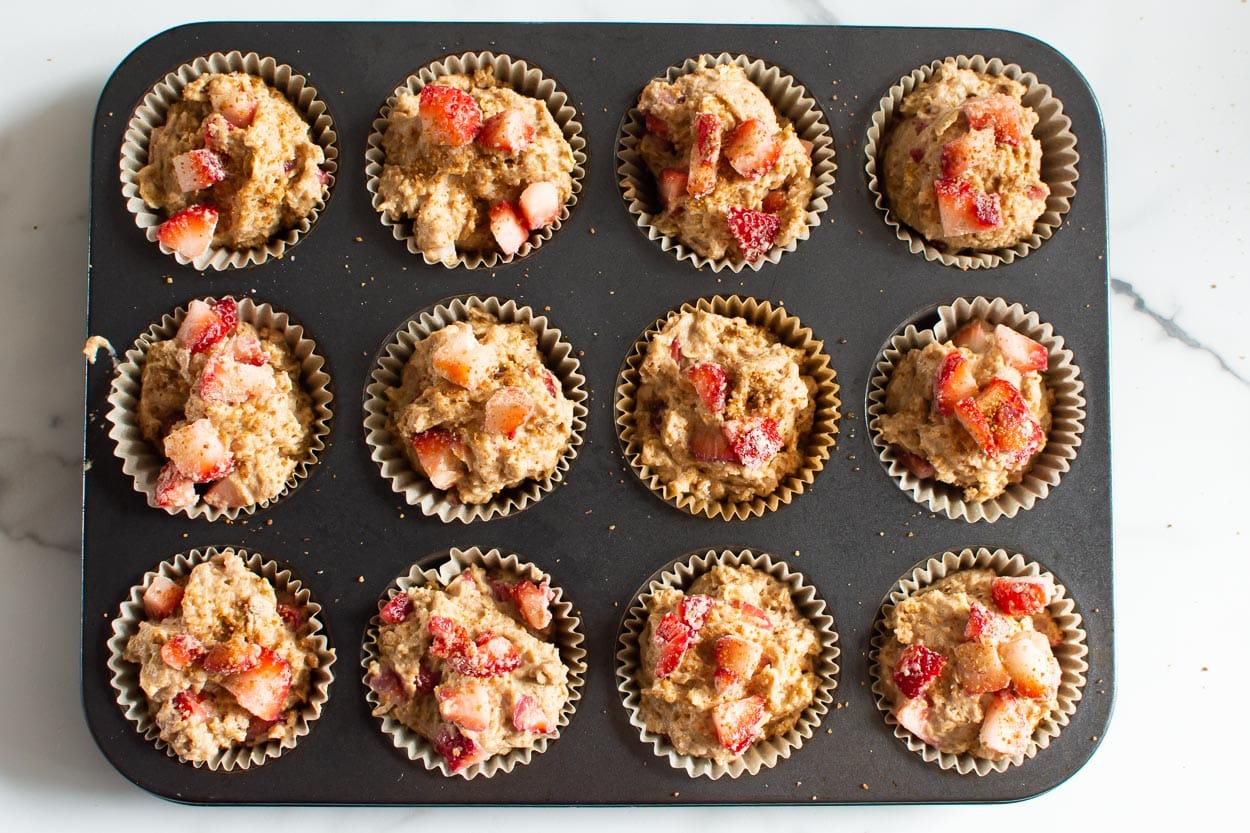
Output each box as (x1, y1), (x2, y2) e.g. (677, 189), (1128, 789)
(951, 319), (994, 353)
(964, 600), (1015, 644)
(761, 189), (787, 214)
(932, 350), (978, 417)
(953, 396), (997, 455)
(962, 94), (1023, 146)
(643, 112), (671, 139)
(379, 592), (414, 624)
(176, 297), (236, 354)
(979, 690), (1032, 757)
(934, 177), (1002, 237)
(367, 665), (407, 704)
(477, 108), (534, 154)
(954, 639), (1012, 695)
(142, 575), (184, 620)
(433, 726), (486, 773)
(894, 447), (936, 479)
(414, 661), (441, 695)
(724, 417), (784, 469)
(484, 386), (535, 438)
(894, 696), (938, 746)
(436, 681), (491, 731)
(993, 324), (1048, 372)
(201, 112), (234, 152)
(689, 423), (737, 462)
(713, 666), (740, 695)
(999, 630), (1060, 699)
(316, 166), (330, 187)
(712, 695), (766, 754)
(670, 338), (683, 366)
(157, 205), (218, 259)
(679, 594), (714, 632)
(489, 201), (529, 255)
(202, 636), (262, 675)
(231, 331), (267, 366)
(485, 575), (513, 603)
(163, 418), (233, 483)
(512, 580), (553, 631)
(431, 325), (492, 390)
(892, 643), (946, 699)
(160, 634), (206, 670)
(203, 476), (250, 509)
(511, 694), (554, 734)
(172, 689), (212, 721)
(715, 635), (763, 679)
(519, 181), (560, 229)
(1026, 183), (1049, 202)
(198, 351), (274, 404)
(221, 646), (292, 721)
(991, 576), (1054, 616)
(540, 369), (559, 397)
(939, 134), (976, 178)
(418, 85), (482, 147)
(686, 112), (722, 198)
(411, 428), (466, 491)
(974, 378), (1045, 463)
(172, 148), (226, 193)
(909, 146), (925, 163)
(682, 362), (728, 415)
(723, 119), (781, 180)
(153, 461), (197, 508)
(658, 168), (689, 210)
(245, 715), (281, 743)
(446, 632), (522, 678)
(725, 207), (780, 262)
(209, 85), (257, 128)
(652, 612), (693, 679)
(729, 600), (773, 630)
(428, 615), (472, 660)
(276, 602), (305, 630)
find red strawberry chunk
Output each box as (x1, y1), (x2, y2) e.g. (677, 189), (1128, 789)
(683, 362), (728, 415)
(203, 476), (250, 509)
(892, 643), (946, 699)
(477, 108), (534, 154)
(713, 666), (740, 695)
(962, 94), (1023, 146)
(431, 325), (491, 389)
(202, 636), (262, 675)
(484, 386), (535, 438)
(198, 351), (275, 404)
(153, 461), (197, 508)
(433, 726), (486, 773)
(163, 418), (233, 483)
(446, 632), (522, 678)
(939, 134), (977, 179)
(368, 665), (407, 704)
(729, 600), (773, 630)
(910, 146), (926, 163)
(511, 694), (554, 734)
(932, 350), (979, 417)
(723, 119), (781, 180)
(418, 85), (482, 147)
(979, 690), (1032, 757)
(991, 576), (1054, 616)
(658, 168), (689, 210)
(894, 696), (938, 746)
(160, 634), (206, 670)
(414, 661), (441, 696)
(245, 715), (282, 743)
(276, 602), (305, 630)
(428, 615), (472, 660)
(679, 594), (714, 632)
(489, 200), (529, 255)
(964, 600), (1015, 644)
(644, 112), (671, 139)
(715, 635), (763, 679)
(436, 682), (491, 731)
(934, 177), (1002, 237)
(725, 207), (780, 262)
(686, 112), (722, 198)
(231, 331), (267, 366)
(689, 423), (736, 462)
(209, 85), (257, 128)
(142, 575), (184, 620)
(954, 639), (1012, 695)
(974, 378), (1044, 463)
(411, 428), (466, 491)
(519, 181), (560, 229)
(1026, 183), (1049, 202)
(993, 324), (1048, 372)
(894, 447), (936, 479)
(379, 592), (414, 624)
(172, 148), (226, 193)
(951, 319), (994, 353)
(712, 695), (766, 754)
(724, 417), (784, 469)
(761, 189), (787, 214)
(954, 396), (997, 455)
(176, 297), (236, 354)
(221, 646), (292, 721)
(652, 612), (693, 679)
(157, 205), (218, 259)
(202, 112), (234, 152)
(172, 689), (212, 721)
(998, 630), (1060, 699)
(512, 580), (553, 631)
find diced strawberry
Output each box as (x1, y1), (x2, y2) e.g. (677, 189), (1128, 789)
(231, 331), (267, 366)
(689, 423), (736, 462)
(729, 600), (773, 630)
(245, 715), (281, 743)
(209, 84), (257, 128)
(221, 646), (292, 721)
(991, 576), (1054, 616)
(1026, 183), (1050, 202)
(541, 369), (559, 397)
(367, 665), (407, 704)
(414, 661), (441, 696)
(954, 639), (1012, 695)
(679, 594), (714, 632)
(153, 461), (197, 508)
(998, 630), (1060, 699)
(512, 580), (553, 631)
(163, 418), (233, 483)
(431, 325), (492, 390)
(934, 177), (1002, 237)
(962, 94), (1023, 146)
(411, 428), (466, 491)
(172, 689), (211, 721)
(894, 696), (938, 746)
(446, 632), (522, 678)
(713, 666), (741, 695)
(198, 351), (274, 404)
(951, 319), (994, 353)
(202, 636), (262, 675)
(712, 695), (766, 754)
(477, 108), (534, 154)
(724, 417), (784, 469)
(953, 396), (997, 455)
(201, 112), (234, 152)
(894, 447), (936, 479)
(485, 575), (514, 603)
(489, 201), (529, 255)
(652, 612), (693, 679)
(979, 690), (1032, 757)
(993, 324), (1048, 373)
(428, 615), (472, 660)
(276, 602), (305, 630)
(418, 85), (482, 147)
(761, 189), (787, 214)
(160, 634), (206, 670)
(172, 148), (226, 193)
(723, 119), (781, 180)
(519, 181), (560, 229)
(142, 575), (184, 620)
(484, 386), (535, 438)
(725, 207), (780, 262)
(316, 166), (330, 187)
(379, 592), (414, 624)
(670, 338), (683, 366)
(975, 378), (1044, 463)
(715, 635), (763, 680)
(932, 350), (978, 417)
(964, 600), (1015, 644)
(433, 726), (486, 773)
(511, 694), (554, 734)
(909, 146), (925, 163)
(176, 297), (236, 354)
(658, 168), (689, 210)
(686, 112), (722, 198)
(157, 205), (218, 259)
(939, 134), (976, 178)
(892, 643), (947, 699)
(682, 362), (727, 415)
(203, 476), (250, 509)
(436, 681), (491, 731)
(643, 112), (671, 139)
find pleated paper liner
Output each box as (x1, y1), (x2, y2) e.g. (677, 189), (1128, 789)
(615, 294), (839, 520)
(866, 295), (1084, 522)
(615, 547), (839, 779)
(617, 52), (836, 273)
(119, 50), (339, 270)
(105, 296), (334, 521)
(363, 295), (587, 523)
(864, 54), (1079, 270)
(107, 546), (335, 770)
(364, 51), (586, 269)
(360, 546), (586, 780)
(869, 547), (1088, 775)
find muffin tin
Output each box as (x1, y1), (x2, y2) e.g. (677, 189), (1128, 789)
(81, 22), (1112, 805)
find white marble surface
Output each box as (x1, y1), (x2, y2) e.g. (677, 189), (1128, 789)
(2, 0), (1246, 828)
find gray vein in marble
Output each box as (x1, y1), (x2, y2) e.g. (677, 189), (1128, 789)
(1111, 277), (1249, 388)
(0, 437), (81, 553)
(794, 0), (839, 24)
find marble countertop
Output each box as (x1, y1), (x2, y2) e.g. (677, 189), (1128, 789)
(2, 0), (1245, 829)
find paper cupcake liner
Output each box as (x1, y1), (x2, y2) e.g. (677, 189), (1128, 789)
(869, 547), (1088, 775)
(866, 296), (1085, 522)
(363, 295), (587, 523)
(615, 548), (839, 779)
(105, 296), (334, 521)
(364, 51), (586, 269)
(360, 546), (586, 780)
(864, 55), (1079, 270)
(615, 295), (839, 521)
(617, 53), (836, 273)
(106, 546), (336, 771)
(119, 50), (339, 271)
